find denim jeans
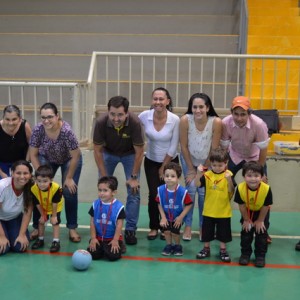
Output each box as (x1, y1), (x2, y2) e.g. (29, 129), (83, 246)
(180, 154), (205, 228)
(0, 213), (29, 255)
(32, 154), (83, 229)
(102, 152), (140, 231)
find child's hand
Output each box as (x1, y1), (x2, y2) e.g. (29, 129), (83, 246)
(89, 238), (99, 251)
(109, 239), (120, 254)
(160, 218), (168, 228)
(242, 220), (252, 232)
(253, 220), (266, 234)
(39, 216), (45, 225)
(173, 217), (182, 228)
(197, 164), (206, 174)
(50, 216), (58, 225)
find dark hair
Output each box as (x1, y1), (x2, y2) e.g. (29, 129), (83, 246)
(35, 165), (54, 179)
(151, 87), (173, 112)
(40, 102), (58, 115)
(242, 161), (264, 177)
(163, 162), (182, 178)
(108, 96), (129, 113)
(3, 105), (21, 118)
(98, 176), (118, 191)
(185, 93), (219, 117)
(209, 148), (229, 163)
(11, 160), (33, 212)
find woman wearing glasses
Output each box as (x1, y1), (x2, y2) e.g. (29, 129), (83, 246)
(179, 93), (222, 241)
(0, 105), (32, 179)
(29, 102), (82, 243)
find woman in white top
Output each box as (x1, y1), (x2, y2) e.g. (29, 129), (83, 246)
(180, 93), (222, 241)
(139, 87), (180, 240)
(0, 160), (33, 255)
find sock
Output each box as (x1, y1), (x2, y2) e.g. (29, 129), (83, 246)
(53, 238), (59, 242)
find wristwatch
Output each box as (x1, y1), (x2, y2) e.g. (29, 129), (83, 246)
(131, 174), (138, 180)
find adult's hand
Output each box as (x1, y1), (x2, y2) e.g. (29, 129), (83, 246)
(64, 178), (77, 194)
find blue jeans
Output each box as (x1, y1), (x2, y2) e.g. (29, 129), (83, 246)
(102, 152), (140, 231)
(180, 154), (205, 228)
(33, 154), (83, 229)
(0, 162), (12, 179)
(0, 213), (29, 255)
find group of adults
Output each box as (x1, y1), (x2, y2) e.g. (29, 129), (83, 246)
(0, 88), (270, 255)
(93, 90), (270, 245)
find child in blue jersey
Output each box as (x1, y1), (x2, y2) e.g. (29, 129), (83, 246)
(194, 148), (234, 262)
(31, 165), (63, 253)
(156, 162), (192, 256)
(87, 176), (125, 261)
(234, 161), (273, 268)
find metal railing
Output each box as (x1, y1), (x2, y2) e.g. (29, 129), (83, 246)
(0, 81), (90, 145)
(1, 51), (300, 145)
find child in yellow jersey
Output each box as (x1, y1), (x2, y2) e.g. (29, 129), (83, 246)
(30, 165), (63, 253)
(194, 148), (234, 262)
(234, 161), (273, 268)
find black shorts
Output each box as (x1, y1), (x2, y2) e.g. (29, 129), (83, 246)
(163, 221), (181, 235)
(202, 216), (232, 243)
(45, 212), (61, 225)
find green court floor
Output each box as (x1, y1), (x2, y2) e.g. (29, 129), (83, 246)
(1, 205), (300, 300)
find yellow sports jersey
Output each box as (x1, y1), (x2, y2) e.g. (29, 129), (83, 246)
(237, 181), (270, 211)
(31, 182), (64, 214)
(202, 170), (233, 218)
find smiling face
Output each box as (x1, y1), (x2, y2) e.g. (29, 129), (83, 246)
(191, 98), (209, 120)
(151, 90), (170, 113)
(12, 165), (32, 189)
(108, 106), (128, 128)
(36, 176), (52, 191)
(244, 170), (262, 190)
(232, 106), (249, 128)
(40, 108), (59, 130)
(2, 111), (21, 133)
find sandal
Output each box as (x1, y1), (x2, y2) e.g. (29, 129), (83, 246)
(219, 249), (231, 263)
(147, 230), (158, 240)
(196, 247), (210, 259)
(69, 230), (81, 243)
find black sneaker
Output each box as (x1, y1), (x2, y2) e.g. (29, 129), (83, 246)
(31, 239), (44, 250)
(50, 241), (60, 253)
(295, 240), (300, 251)
(254, 257), (265, 268)
(161, 244), (174, 256)
(239, 254), (250, 266)
(125, 230), (137, 245)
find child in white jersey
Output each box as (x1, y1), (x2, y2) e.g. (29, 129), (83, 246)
(195, 148), (234, 262)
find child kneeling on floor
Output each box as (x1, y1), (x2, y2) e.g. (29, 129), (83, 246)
(234, 161), (273, 268)
(156, 162), (192, 256)
(87, 176), (125, 261)
(195, 148), (234, 262)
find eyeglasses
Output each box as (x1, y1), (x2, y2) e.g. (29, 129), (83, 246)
(40, 115), (55, 120)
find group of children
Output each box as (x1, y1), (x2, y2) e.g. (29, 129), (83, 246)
(30, 148), (273, 267)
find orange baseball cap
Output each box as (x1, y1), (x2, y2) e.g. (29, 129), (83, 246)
(231, 96), (251, 110)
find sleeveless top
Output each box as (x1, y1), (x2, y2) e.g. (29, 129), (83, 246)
(93, 199), (124, 239)
(0, 120), (28, 163)
(187, 115), (215, 167)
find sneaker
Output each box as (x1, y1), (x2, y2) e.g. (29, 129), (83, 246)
(196, 247), (210, 259)
(162, 244), (174, 256)
(50, 241), (60, 253)
(125, 230), (137, 245)
(239, 254), (250, 266)
(295, 240), (300, 251)
(173, 244), (183, 256)
(254, 256), (265, 268)
(219, 249), (231, 263)
(31, 239), (44, 250)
